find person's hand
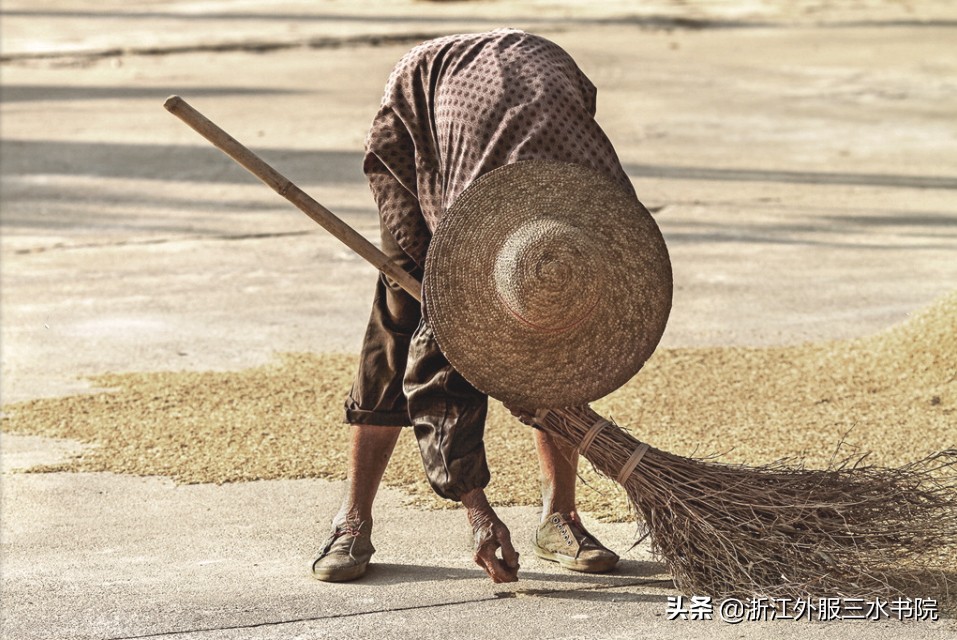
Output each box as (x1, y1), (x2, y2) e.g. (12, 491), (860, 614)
(505, 404), (537, 427)
(460, 488), (519, 583)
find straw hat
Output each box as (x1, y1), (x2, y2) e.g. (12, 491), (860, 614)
(424, 160), (672, 409)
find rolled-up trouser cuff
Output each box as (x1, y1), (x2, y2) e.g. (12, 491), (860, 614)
(343, 401), (412, 427)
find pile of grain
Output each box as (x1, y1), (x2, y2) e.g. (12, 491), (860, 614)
(2, 292), (954, 521)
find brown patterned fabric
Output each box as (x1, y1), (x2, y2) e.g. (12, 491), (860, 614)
(348, 30), (637, 501)
(364, 28), (635, 267)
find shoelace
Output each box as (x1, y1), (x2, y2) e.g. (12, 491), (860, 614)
(319, 522), (364, 557)
(557, 516), (604, 551)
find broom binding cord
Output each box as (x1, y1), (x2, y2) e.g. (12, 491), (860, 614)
(617, 442), (651, 485)
(535, 409), (649, 483)
(579, 417), (610, 456)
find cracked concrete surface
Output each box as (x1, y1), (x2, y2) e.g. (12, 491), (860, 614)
(2, 0), (957, 638)
(4, 436), (952, 640)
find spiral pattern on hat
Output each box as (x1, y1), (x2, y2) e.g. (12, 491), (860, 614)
(493, 219), (600, 332)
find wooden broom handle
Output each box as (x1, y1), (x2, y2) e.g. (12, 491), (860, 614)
(163, 95), (423, 302)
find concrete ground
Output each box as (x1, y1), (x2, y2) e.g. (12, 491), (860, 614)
(2, 1), (956, 638)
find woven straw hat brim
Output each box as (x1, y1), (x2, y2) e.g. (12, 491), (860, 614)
(424, 161), (673, 409)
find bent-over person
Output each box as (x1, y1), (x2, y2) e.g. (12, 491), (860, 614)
(313, 29), (638, 583)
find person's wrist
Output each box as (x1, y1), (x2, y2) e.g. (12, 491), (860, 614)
(461, 488), (494, 527)
(505, 404), (537, 426)
(460, 487), (488, 509)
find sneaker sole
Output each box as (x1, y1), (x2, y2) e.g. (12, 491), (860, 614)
(311, 559), (370, 583)
(532, 544), (618, 573)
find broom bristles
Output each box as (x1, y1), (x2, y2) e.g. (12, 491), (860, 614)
(535, 406), (957, 600)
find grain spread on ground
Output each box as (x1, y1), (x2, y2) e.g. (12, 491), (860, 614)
(2, 292), (954, 522)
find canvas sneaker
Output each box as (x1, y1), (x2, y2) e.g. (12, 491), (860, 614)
(311, 520), (375, 582)
(532, 512), (619, 573)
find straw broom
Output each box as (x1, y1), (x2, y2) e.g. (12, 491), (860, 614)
(525, 406), (957, 599)
(164, 96), (957, 600)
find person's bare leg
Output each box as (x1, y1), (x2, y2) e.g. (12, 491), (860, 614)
(534, 428), (579, 521)
(333, 424), (402, 525)
(533, 428), (618, 573)
(313, 424), (400, 581)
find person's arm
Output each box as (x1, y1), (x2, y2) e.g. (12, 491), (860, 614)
(404, 321), (519, 582)
(404, 320), (492, 501)
(364, 104), (432, 265)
